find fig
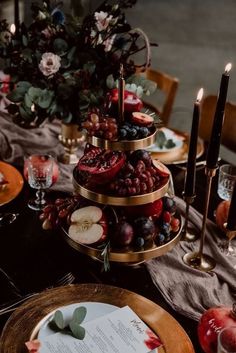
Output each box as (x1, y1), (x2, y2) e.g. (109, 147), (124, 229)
(131, 112), (154, 127)
(112, 221), (134, 247)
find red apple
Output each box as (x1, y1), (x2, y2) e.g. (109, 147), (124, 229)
(68, 206), (107, 245)
(110, 89), (143, 112)
(24, 157), (59, 185)
(198, 304), (236, 353)
(125, 199), (163, 220)
(215, 200), (230, 232)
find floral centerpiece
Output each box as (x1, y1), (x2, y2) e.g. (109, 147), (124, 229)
(0, 0), (156, 128)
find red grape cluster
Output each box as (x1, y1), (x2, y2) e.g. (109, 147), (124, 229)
(109, 151), (161, 196)
(39, 196), (80, 230)
(82, 113), (118, 140)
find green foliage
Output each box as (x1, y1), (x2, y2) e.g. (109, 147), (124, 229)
(0, 0), (155, 127)
(50, 306), (87, 340)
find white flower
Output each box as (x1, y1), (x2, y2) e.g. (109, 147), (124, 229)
(104, 34), (116, 52)
(38, 52), (61, 77)
(94, 11), (113, 31)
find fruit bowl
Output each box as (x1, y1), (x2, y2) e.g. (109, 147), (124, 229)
(72, 173), (169, 206)
(61, 212), (183, 264)
(86, 125), (157, 151)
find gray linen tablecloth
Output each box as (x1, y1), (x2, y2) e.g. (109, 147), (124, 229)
(146, 197), (236, 321)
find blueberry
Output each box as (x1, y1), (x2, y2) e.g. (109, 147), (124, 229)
(135, 237), (145, 247)
(157, 233), (165, 245)
(139, 127), (149, 137)
(162, 223), (171, 235)
(119, 128), (127, 139)
(130, 128), (138, 138)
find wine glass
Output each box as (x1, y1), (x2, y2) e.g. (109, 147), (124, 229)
(216, 166), (236, 256)
(26, 154), (53, 211)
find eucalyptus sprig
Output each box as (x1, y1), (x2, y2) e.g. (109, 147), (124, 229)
(155, 130), (176, 149)
(99, 241), (111, 272)
(49, 306), (87, 340)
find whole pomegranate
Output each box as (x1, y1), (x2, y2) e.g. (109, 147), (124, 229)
(198, 303), (236, 353)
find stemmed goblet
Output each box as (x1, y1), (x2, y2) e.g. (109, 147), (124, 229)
(216, 165), (236, 256)
(25, 154), (53, 211)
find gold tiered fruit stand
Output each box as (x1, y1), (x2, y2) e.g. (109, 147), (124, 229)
(62, 126), (182, 265)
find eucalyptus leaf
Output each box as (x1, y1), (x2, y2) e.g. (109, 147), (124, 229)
(37, 90), (54, 109)
(22, 35), (28, 46)
(53, 38), (68, 55)
(67, 46), (76, 62)
(72, 307), (87, 324)
(83, 62), (95, 75)
(106, 74), (115, 89)
(69, 321), (85, 340)
(19, 105), (32, 120)
(155, 130), (166, 149)
(24, 93), (33, 108)
(165, 139), (176, 149)
(17, 81), (32, 90)
(52, 310), (65, 330)
(28, 87), (43, 100)
(7, 88), (26, 102)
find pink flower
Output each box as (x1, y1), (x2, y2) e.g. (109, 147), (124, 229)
(38, 52), (61, 77)
(144, 328), (162, 350)
(94, 11), (113, 31)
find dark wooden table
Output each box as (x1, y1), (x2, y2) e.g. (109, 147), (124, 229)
(0, 162), (223, 353)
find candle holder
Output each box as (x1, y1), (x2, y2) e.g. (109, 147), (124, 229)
(183, 167), (217, 271)
(181, 193), (199, 242)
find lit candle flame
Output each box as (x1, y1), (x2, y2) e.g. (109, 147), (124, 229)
(225, 63), (232, 74)
(10, 24), (16, 34)
(197, 88), (204, 102)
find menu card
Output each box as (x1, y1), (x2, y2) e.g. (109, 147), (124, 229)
(26, 306), (162, 353)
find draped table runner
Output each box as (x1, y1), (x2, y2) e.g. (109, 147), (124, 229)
(0, 112), (83, 193)
(1, 110), (235, 322)
(146, 197), (236, 321)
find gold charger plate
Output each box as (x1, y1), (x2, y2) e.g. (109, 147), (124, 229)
(0, 284), (195, 353)
(0, 161), (24, 206)
(150, 129), (204, 165)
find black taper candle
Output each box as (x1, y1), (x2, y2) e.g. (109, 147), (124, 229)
(184, 88), (203, 197)
(206, 63), (232, 169)
(14, 0), (20, 32)
(227, 181), (236, 230)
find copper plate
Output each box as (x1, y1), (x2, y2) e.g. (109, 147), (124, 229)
(150, 130), (204, 165)
(73, 173), (169, 207)
(0, 284), (195, 353)
(61, 216), (183, 263)
(0, 162), (24, 206)
(86, 126), (157, 151)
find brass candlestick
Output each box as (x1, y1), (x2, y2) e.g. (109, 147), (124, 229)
(183, 167), (217, 271)
(181, 193), (199, 241)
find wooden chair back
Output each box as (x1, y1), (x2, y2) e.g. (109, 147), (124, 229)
(143, 68), (179, 125)
(199, 95), (236, 153)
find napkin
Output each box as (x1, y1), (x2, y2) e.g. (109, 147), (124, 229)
(146, 197), (236, 321)
(0, 112), (83, 193)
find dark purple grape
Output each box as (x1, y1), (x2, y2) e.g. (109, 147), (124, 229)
(134, 217), (156, 240)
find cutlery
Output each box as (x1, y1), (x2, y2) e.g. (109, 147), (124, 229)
(0, 272), (75, 316)
(0, 213), (19, 226)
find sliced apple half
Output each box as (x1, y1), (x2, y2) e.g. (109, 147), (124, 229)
(68, 206), (107, 245)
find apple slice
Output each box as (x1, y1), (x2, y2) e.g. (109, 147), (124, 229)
(68, 206), (107, 245)
(152, 160), (170, 177)
(131, 112), (154, 127)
